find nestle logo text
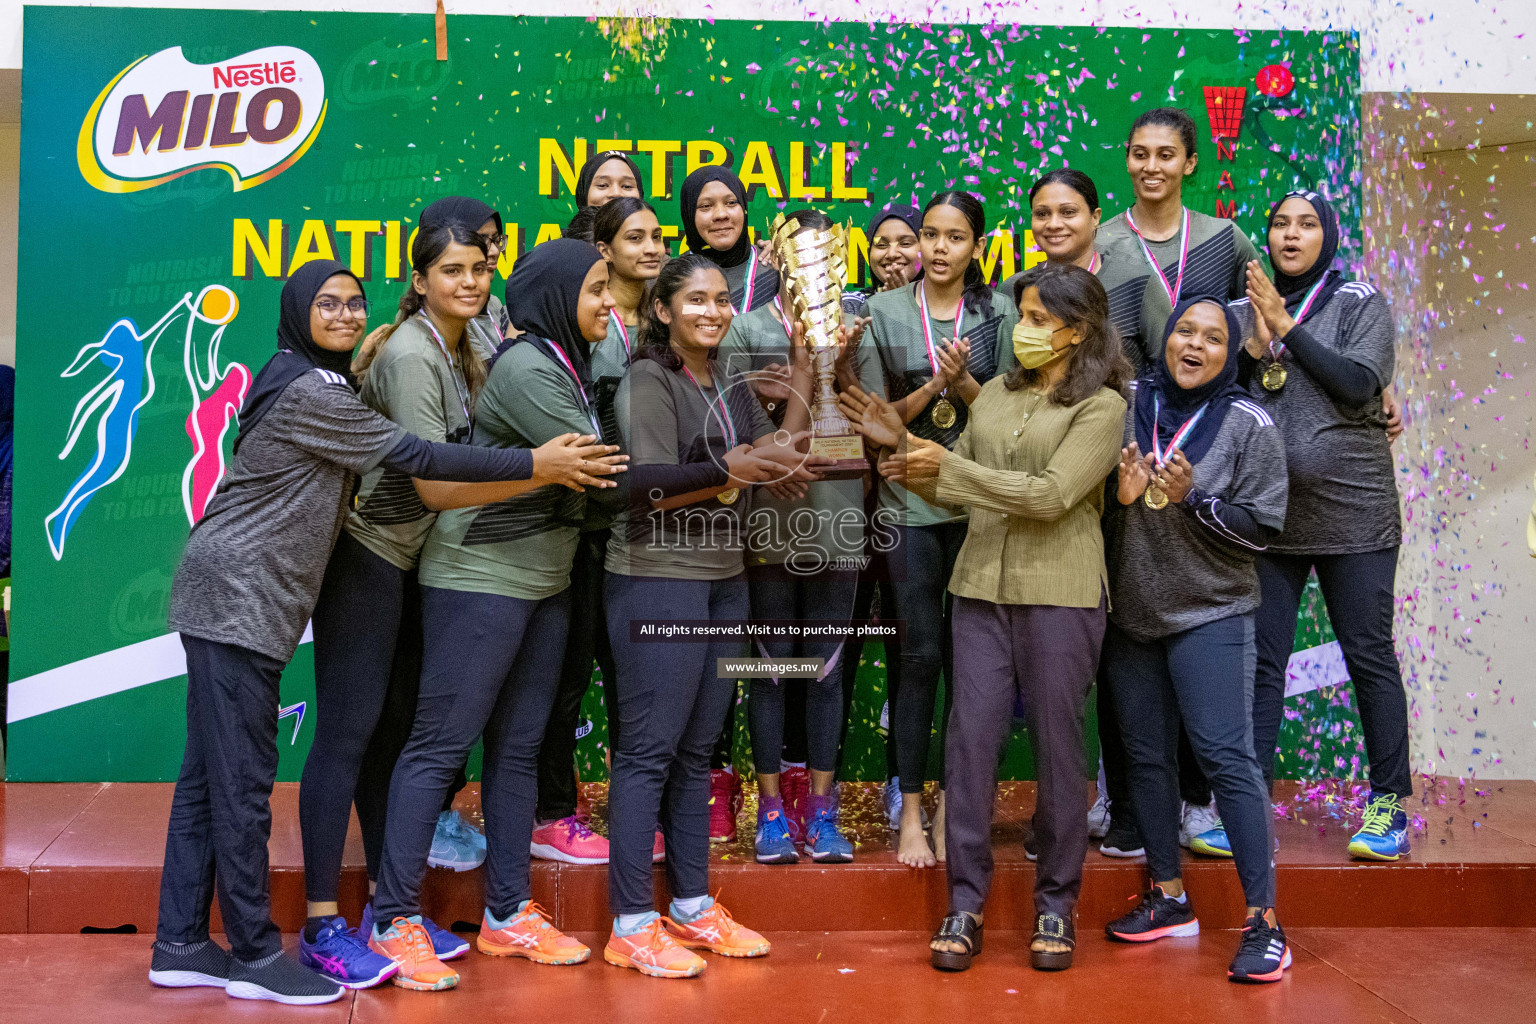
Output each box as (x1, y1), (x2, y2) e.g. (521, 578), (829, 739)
(212, 60), (296, 89)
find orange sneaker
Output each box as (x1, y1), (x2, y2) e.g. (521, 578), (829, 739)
(663, 901), (770, 958)
(368, 916), (459, 991)
(477, 903), (591, 965)
(603, 918), (707, 979)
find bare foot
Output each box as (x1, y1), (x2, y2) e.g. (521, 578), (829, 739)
(932, 791), (947, 863)
(897, 797), (936, 867)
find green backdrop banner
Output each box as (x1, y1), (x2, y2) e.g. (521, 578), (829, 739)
(8, 7), (1361, 781)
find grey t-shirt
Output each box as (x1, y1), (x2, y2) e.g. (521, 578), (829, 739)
(1106, 382), (1289, 642)
(605, 355), (774, 579)
(169, 370), (404, 662)
(1097, 210), (1261, 369)
(866, 283), (1019, 526)
(720, 255), (781, 314)
(420, 339), (597, 600)
(591, 314), (638, 384)
(1245, 283), (1400, 554)
(717, 302), (881, 569)
(345, 316), (473, 570)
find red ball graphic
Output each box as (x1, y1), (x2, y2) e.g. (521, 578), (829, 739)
(1256, 64), (1295, 98)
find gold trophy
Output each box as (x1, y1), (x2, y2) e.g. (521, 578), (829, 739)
(771, 214), (868, 480)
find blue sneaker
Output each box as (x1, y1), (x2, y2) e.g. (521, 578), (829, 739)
(441, 809), (487, 852)
(428, 809), (486, 870)
(299, 916), (398, 989)
(754, 808), (799, 864)
(805, 805), (854, 863)
(1348, 793), (1410, 861)
(1190, 821), (1233, 858)
(362, 902), (470, 961)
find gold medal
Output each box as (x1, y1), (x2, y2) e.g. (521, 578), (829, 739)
(1144, 483), (1169, 509)
(717, 488), (739, 505)
(1262, 361), (1287, 391)
(931, 396), (957, 429)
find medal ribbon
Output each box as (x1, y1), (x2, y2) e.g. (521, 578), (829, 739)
(1268, 274), (1330, 361)
(1125, 207), (1191, 305)
(682, 365), (738, 449)
(1150, 393), (1208, 468)
(1086, 250), (1101, 275)
(417, 313), (473, 425)
(613, 317), (632, 360)
(542, 339), (603, 436)
(915, 282), (965, 379)
(730, 246), (760, 316)
(772, 296), (795, 340)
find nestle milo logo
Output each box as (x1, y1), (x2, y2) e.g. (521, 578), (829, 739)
(79, 45), (326, 194)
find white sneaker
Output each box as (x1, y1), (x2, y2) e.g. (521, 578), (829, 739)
(1087, 791), (1112, 839)
(1179, 799), (1220, 849)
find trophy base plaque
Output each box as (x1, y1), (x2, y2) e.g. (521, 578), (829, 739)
(808, 432), (869, 480)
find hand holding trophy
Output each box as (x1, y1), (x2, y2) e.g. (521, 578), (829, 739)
(771, 213), (870, 480)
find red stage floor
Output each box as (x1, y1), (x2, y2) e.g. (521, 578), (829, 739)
(2, 928), (1533, 1023)
(3, 777), (1535, 935)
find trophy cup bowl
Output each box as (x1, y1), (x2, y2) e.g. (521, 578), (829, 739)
(771, 215), (869, 481)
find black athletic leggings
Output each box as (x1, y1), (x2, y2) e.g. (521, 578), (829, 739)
(887, 521), (965, 795)
(536, 528), (619, 822)
(1252, 547), (1411, 800)
(299, 531), (423, 903)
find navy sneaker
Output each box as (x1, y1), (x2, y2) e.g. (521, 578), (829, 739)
(362, 901), (470, 961)
(1105, 885), (1200, 943)
(805, 805), (854, 863)
(299, 915), (398, 989)
(754, 807), (799, 864)
(1228, 913), (1292, 983)
(1348, 793), (1410, 861)
(1098, 815), (1145, 859)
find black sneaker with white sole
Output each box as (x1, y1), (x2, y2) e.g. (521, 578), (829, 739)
(1098, 816), (1145, 858)
(225, 951), (345, 1005)
(1105, 885), (1200, 942)
(1228, 913), (1292, 983)
(148, 939), (233, 988)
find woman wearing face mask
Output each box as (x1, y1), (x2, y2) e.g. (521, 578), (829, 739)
(679, 165), (779, 315)
(1097, 108), (1261, 374)
(297, 226), (615, 988)
(1102, 297), (1291, 984)
(844, 203), (924, 318)
(602, 253), (824, 978)
(717, 208), (880, 865)
(847, 262), (1129, 972)
(865, 190), (1019, 867)
(151, 262), (597, 1006)
(1221, 190), (1412, 863)
(364, 240), (628, 993)
(576, 150), (644, 209)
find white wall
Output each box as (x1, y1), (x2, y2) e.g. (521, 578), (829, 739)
(0, 0), (1531, 93)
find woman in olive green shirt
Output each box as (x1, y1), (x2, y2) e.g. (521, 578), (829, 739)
(845, 263), (1129, 973)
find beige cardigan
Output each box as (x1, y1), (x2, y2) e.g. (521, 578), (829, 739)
(910, 376), (1125, 607)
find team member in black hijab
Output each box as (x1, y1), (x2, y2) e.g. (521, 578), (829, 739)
(576, 150), (644, 208)
(1102, 296), (1291, 983)
(844, 202), (923, 318)
(372, 239), (624, 991)
(1236, 190), (1411, 863)
(679, 165), (778, 314)
(151, 261), (608, 1005)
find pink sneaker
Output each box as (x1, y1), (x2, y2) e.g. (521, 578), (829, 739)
(780, 766), (810, 844)
(530, 814), (610, 865)
(708, 769), (743, 843)
(653, 831), (666, 863)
